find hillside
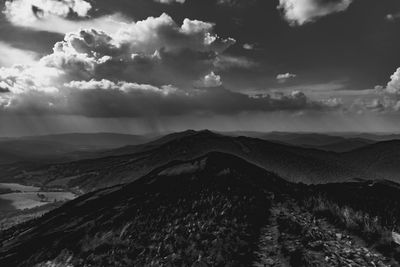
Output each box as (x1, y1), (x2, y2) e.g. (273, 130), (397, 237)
(0, 152), (397, 266)
(313, 138), (374, 152)
(1, 130), (360, 192)
(343, 140), (400, 181)
(224, 131), (375, 152)
(0, 152), (282, 266)
(3, 130), (400, 194)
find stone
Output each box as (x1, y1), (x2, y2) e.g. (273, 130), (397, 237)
(264, 258), (275, 265)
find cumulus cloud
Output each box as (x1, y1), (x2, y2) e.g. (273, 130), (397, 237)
(3, 0), (127, 34)
(278, 0), (353, 26)
(114, 14), (235, 55)
(195, 72), (222, 87)
(0, 12), (336, 118)
(386, 68), (400, 94)
(23, 13), (235, 86)
(0, 13), (234, 93)
(4, 0), (92, 22)
(352, 68), (400, 113)
(0, 13), (236, 116)
(372, 68), (400, 112)
(276, 72), (297, 83)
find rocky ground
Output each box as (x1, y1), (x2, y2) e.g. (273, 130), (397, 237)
(254, 199), (396, 267)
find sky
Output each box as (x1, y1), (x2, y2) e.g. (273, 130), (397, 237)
(0, 0), (400, 136)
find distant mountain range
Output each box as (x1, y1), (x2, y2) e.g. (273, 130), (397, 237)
(0, 130), (357, 191)
(2, 130), (400, 192)
(0, 133), (156, 165)
(2, 131), (400, 166)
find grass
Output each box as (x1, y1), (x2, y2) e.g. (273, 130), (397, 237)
(300, 194), (400, 261)
(302, 195), (389, 244)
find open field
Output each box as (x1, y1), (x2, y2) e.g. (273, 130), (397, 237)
(0, 183), (40, 193)
(0, 192), (76, 211)
(0, 183), (77, 212)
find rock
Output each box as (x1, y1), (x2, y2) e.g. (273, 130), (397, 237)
(264, 258), (275, 265)
(264, 235), (272, 241)
(392, 232), (400, 246)
(336, 233), (342, 240)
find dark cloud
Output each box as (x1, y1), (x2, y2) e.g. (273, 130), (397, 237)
(1, 79), (336, 117)
(0, 87), (10, 93)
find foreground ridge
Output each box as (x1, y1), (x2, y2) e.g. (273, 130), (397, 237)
(0, 152), (399, 266)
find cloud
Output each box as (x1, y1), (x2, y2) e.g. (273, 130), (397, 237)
(3, 0), (126, 34)
(243, 43), (255, 50)
(276, 72), (297, 83)
(386, 68), (400, 94)
(278, 0), (353, 26)
(352, 68), (400, 113)
(214, 55), (257, 70)
(371, 68), (400, 112)
(385, 13), (400, 22)
(154, 0), (186, 4)
(0, 13), (240, 116)
(195, 72), (222, 87)
(216, 0), (256, 7)
(0, 83), (10, 93)
(0, 11), (337, 118)
(4, 0), (92, 22)
(0, 78), (334, 117)
(26, 13), (235, 86)
(0, 42), (38, 67)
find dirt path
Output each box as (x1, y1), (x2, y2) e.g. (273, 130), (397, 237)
(254, 205), (289, 267)
(254, 200), (395, 267)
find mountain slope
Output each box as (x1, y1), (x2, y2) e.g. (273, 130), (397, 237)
(312, 138), (374, 152)
(0, 152), (285, 266)
(343, 140), (400, 181)
(4, 130), (360, 192)
(0, 153), (396, 266)
(224, 131), (375, 152)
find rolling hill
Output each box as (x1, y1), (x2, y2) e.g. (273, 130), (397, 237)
(2, 130), (400, 193)
(1, 130), (361, 192)
(343, 140), (400, 181)
(224, 131), (375, 152)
